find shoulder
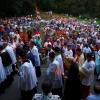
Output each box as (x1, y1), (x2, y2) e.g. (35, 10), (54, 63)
(32, 94), (42, 100)
(98, 50), (100, 53)
(89, 61), (95, 66)
(21, 61), (30, 68)
(53, 60), (59, 66)
(86, 95), (97, 100)
(50, 95), (61, 100)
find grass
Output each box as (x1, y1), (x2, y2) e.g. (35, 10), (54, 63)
(38, 12), (100, 43)
(96, 20), (100, 24)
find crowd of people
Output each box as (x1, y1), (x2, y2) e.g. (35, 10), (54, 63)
(0, 14), (100, 100)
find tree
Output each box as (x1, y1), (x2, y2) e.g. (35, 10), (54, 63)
(0, 0), (35, 17)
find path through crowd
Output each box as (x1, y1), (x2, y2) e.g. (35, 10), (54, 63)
(0, 64), (46, 100)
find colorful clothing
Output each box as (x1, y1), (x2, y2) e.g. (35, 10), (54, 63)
(95, 50), (100, 74)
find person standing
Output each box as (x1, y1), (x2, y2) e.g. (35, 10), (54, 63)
(86, 81), (100, 100)
(18, 49), (37, 100)
(32, 80), (61, 100)
(5, 43), (17, 74)
(46, 52), (63, 98)
(95, 46), (100, 79)
(82, 44), (92, 59)
(64, 59), (81, 100)
(0, 44), (7, 93)
(54, 47), (64, 77)
(80, 53), (95, 99)
(30, 41), (41, 77)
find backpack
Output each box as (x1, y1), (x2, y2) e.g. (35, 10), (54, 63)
(0, 51), (12, 67)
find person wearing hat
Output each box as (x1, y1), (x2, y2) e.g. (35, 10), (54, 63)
(80, 53), (95, 99)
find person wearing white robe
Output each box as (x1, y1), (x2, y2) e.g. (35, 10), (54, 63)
(18, 50), (37, 100)
(54, 47), (64, 76)
(3, 43), (17, 76)
(0, 56), (6, 84)
(0, 45), (7, 93)
(80, 54), (95, 99)
(30, 41), (41, 77)
(46, 52), (63, 97)
(0, 56), (7, 93)
(19, 60), (37, 91)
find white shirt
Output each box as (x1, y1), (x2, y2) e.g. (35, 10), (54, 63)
(46, 49), (54, 63)
(86, 94), (100, 100)
(65, 49), (73, 59)
(46, 60), (63, 88)
(5, 45), (17, 64)
(82, 47), (92, 54)
(2, 45), (16, 75)
(19, 60), (37, 91)
(81, 60), (95, 86)
(98, 49), (100, 57)
(54, 54), (64, 75)
(31, 46), (40, 66)
(63, 46), (68, 56)
(96, 38), (100, 44)
(0, 57), (7, 83)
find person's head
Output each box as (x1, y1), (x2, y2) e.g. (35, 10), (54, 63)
(94, 81), (100, 95)
(54, 47), (61, 54)
(18, 48), (27, 63)
(47, 44), (52, 51)
(64, 42), (67, 47)
(3, 42), (8, 48)
(42, 80), (52, 95)
(49, 51), (55, 62)
(86, 53), (93, 62)
(30, 40), (35, 48)
(67, 44), (71, 50)
(85, 44), (88, 48)
(76, 48), (82, 56)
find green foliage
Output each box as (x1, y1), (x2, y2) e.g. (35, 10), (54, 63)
(0, 0), (100, 18)
(0, 0), (35, 17)
(38, 0), (100, 18)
